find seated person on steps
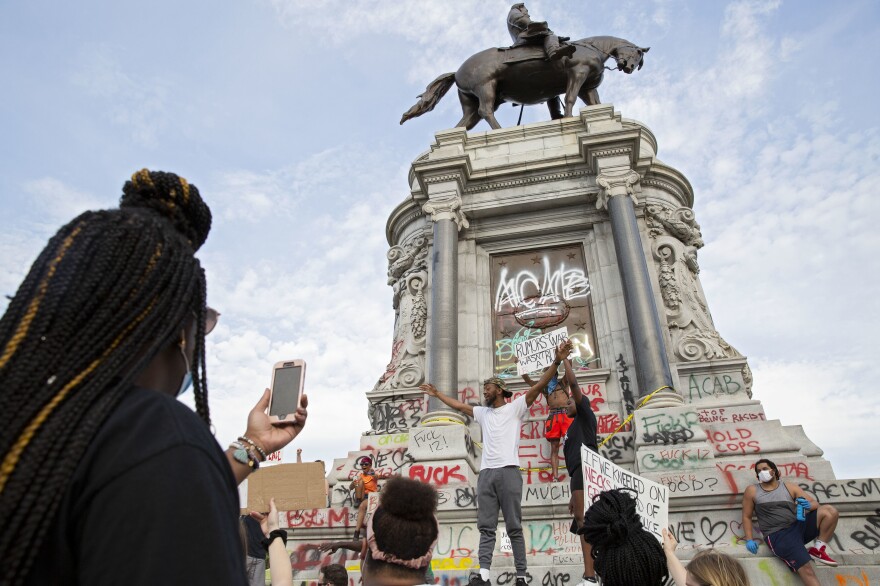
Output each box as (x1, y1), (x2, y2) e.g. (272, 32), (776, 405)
(741, 458), (839, 586)
(350, 455), (390, 540)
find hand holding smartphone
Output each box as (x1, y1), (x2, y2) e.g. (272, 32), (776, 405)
(268, 360), (306, 424)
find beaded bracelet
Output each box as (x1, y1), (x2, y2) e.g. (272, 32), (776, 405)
(229, 443), (260, 470)
(238, 436), (268, 461)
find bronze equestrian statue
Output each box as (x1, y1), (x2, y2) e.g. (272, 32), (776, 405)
(401, 4), (649, 130)
(507, 3), (576, 61)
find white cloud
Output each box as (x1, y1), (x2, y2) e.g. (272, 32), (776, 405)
(70, 44), (169, 147)
(608, 0), (880, 479)
(22, 177), (104, 224)
(0, 177), (110, 311)
(191, 144), (407, 466)
(752, 358), (879, 480)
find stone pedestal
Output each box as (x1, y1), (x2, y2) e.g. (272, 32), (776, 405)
(276, 105), (880, 584)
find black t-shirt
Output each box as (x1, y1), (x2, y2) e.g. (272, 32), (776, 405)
(241, 515), (268, 558)
(25, 385), (247, 585)
(562, 388), (598, 477)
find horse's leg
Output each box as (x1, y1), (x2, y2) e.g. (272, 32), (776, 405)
(547, 97), (563, 120)
(579, 87), (601, 106)
(455, 90), (482, 130)
(474, 82), (502, 130)
(564, 66), (590, 117)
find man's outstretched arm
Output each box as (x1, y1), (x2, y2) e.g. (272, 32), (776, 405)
(419, 383), (474, 417)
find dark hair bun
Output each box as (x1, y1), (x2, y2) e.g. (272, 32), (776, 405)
(379, 476), (438, 521)
(120, 169), (212, 250)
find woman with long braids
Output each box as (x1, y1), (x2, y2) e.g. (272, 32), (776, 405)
(580, 488), (669, 586)
(0, 170), (307, 585)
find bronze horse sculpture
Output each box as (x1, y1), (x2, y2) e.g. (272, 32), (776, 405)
(400, 36), (649, 130)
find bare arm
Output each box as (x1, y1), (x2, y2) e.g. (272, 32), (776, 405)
(525, 341), (572, 407)
(787, 482), (817, 510)
(419, 383), (474, 417)
(741, 486), (756, 540)
(662, 529), (687, 586)
(562, 355), (582, 403)
(319, 539), (364, 554)
(266, 499), (293, 586)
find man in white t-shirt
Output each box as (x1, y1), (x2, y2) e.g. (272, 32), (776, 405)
(420, 340), (571, 586)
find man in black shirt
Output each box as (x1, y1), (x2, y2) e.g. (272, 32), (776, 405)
(241, 514), (269, 586)
(560, 354), (599, 584)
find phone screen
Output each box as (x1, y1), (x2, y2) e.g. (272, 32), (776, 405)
(270, 364), (302, 416)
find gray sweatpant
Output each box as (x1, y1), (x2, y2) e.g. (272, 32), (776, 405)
(477, 466), (526, 573)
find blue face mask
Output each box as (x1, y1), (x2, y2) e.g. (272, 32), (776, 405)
(177, 371), (193, 397)
(177, 335), (193, 397)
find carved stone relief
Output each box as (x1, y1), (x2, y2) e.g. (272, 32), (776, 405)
(595, 168), (640, 211)
(372, 235), (428, 392)
(646, 205), (742, 363)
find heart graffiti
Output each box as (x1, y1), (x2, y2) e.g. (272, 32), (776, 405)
(700, 518), (728, 546)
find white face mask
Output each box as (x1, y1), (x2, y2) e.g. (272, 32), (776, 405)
(758, 469), (773, 483)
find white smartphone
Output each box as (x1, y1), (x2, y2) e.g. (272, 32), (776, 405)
(268, 359), (306, 424)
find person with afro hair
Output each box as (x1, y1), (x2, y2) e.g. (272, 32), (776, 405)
(579, 488), (668, 586)
(361, 476), (439, 586)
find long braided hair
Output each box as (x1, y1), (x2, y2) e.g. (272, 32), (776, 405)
(0, 169), (212, 583)
(580, 488), (668, 586)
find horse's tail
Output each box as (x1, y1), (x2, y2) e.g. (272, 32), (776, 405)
(400, 72), (456, 125)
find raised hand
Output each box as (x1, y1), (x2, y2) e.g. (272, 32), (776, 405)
(267, 498), (280, 532)
(554, 339), (573, 363)
(419, 383), (439, 397)
(662, 528), (678, 554)
(244, 389), (309, 456)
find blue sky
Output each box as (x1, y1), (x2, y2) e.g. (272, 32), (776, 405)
(1, 0), (878, 479)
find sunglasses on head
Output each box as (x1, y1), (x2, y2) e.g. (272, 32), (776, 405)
(205, 307), (220, 335)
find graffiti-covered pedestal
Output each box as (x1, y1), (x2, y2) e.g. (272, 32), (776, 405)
(278, 106), (880, 584)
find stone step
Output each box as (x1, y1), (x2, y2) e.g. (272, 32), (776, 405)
(286, 559), (880, 585)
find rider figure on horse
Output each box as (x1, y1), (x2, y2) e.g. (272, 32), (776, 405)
(507, 3), (576, 61)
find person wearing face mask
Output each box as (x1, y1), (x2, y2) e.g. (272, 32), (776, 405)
(0, 170), (307, 585)
(740, 458), (839, 586)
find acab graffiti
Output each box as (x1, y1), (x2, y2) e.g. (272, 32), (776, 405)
(494, 260), (590, 314)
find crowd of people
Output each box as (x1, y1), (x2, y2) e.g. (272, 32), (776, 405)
(0, 170), (840, 586)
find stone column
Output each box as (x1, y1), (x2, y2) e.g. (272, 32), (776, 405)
(422, 192), (469, 419)
(596, 165), (681, 407)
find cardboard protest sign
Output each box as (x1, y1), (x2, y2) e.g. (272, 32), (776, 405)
(243, 462), (327, 512)
(515, 327), (570, 375)
(581, 446), (668, 541)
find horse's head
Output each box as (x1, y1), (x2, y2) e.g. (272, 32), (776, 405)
(615, 45), (649, 74)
